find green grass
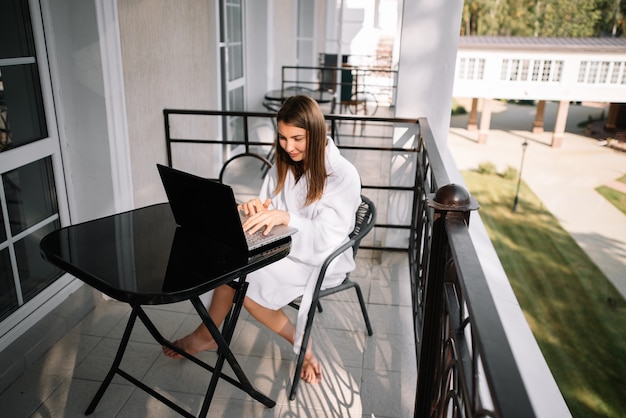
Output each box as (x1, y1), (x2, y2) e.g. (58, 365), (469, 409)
(596, 186), (626, 215)
(463, 170), (626, 418)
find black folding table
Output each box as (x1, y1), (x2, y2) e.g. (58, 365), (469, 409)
(40, 203), (291, 417)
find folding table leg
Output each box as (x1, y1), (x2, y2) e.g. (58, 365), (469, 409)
(190, 286), (275, 417)
(85, 308), (138, 415)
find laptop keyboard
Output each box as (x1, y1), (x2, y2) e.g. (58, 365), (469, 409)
(246, 230), (268, 246)
(240, 211), (293, 250)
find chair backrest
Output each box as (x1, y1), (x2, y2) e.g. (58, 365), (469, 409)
(350, 195), (376, 256)
(340, 66), (354, 102)
(218, 152), (272, 202)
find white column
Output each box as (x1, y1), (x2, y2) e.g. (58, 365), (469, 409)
(478, 98), (492, 144)
(467, 97), (479, 131)
(552, 100), (570, 147)
(532, 100), (546, 134)
(394, 0), (463, 147)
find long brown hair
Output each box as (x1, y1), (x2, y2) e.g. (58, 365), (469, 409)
(274, 95), (327, 205)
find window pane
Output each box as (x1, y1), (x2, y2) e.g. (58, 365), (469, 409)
(0, 199), (5, 242)
(0, 247), (18, 321)
(228, 86), (244, 111)
(1, 82), (9, 151)
(4, 157), (58, 235)
(298, 0), (315, 38)
(226, 3), (242, 42)
(0, 0), (36, 58)
(298, 40), (314, 66)
(228, 44), (243, 80)
(17, 220), (63, 303)
(0, 64), (48, 151)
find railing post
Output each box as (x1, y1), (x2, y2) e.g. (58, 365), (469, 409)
(414, 184), (478, 417)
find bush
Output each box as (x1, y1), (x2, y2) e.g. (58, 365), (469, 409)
(477, 161), (497, 175)
(450, 98), (468, 115)
(502, 165), (518, 180)
(451, 104), (467, 115)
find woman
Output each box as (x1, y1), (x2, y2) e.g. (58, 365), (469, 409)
(163, 95), (361, 384)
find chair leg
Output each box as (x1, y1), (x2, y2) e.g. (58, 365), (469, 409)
(289, 345), (306, 401)
(353, 283), (373, 336)
(289, 305), (317, 401)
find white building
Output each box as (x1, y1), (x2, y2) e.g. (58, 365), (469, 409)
(454, 36), (626, 145)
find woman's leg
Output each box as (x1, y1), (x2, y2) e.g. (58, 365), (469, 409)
(163, 284), (236, 358)
(243, 296), (322, 384)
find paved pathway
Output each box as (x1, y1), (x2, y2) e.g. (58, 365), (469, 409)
(606, 180), (626, 194)
(448, 100), (626, 299)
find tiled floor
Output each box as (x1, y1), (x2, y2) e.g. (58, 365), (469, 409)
(0, 251), (416, 417)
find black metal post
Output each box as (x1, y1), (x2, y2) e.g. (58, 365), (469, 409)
(415, 184), (478, 418)
(512, 140), (529, 212)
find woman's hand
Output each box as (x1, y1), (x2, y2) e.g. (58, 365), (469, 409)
(242, 209), (290, 236)
(238, 198), (271, 215)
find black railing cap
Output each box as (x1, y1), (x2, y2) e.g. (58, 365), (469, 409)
(428, 183), (479, 212)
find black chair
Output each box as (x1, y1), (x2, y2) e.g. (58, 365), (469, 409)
(218, 152), (272, 202)
(288, 194), (376, 400)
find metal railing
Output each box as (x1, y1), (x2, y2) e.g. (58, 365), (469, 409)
(280, 65), (398, 108)
(163, 108), (541, 417)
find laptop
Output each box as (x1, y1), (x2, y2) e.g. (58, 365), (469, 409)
(156, 164), (297, 255)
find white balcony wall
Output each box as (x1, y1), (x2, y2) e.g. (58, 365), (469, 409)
(117, 0), (221, 208)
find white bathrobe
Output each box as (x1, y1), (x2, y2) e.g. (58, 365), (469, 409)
(245, 138), (361, 354)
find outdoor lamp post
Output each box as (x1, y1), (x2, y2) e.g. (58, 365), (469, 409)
(512, 140), (529, 212)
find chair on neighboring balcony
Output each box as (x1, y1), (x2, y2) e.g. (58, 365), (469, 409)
(338, 65), (378, 133)
(287, 194), (376, 400)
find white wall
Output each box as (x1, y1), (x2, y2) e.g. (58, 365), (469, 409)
(117, 0), (221, 208)
(454, 48), (626, 102)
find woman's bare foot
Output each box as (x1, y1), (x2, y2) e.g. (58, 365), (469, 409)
(162, 326), (217, 359)
(301, 352), (322, 384)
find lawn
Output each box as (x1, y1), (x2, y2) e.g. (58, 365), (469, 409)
(462, 170), (626, 418)
(596, 174), (626, 216)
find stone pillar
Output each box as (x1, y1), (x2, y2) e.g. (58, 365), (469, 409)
(532, 100), (546, 133)
(478, 99), (492, 144)
(467, 98), (479, 131)
(551, 100), (570, 147)
(605, 103), (619, 131)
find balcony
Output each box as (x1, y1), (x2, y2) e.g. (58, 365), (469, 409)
(0, 106), (571, 417)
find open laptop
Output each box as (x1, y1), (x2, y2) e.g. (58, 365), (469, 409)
(156, 164), (297, 255)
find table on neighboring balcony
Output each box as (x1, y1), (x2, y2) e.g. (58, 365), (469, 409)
(39, 202), (291, 418)
(263, 86), (334, 111)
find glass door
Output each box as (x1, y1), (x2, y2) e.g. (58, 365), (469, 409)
(0, 0), (68, 327)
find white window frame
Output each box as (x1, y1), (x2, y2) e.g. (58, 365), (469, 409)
(0, 0), (77, 351)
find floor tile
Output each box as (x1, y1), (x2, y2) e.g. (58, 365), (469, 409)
(0, 249), (415, 417)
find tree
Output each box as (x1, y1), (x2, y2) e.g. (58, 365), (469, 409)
(460, 0), (624, 37)
(536, 0), (602, 37)
(595, 0), (626, 36)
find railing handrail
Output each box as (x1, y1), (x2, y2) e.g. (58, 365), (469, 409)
(279, 65), (399, 106)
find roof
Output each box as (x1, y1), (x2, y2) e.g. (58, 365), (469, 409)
(458, 36), (626, 52)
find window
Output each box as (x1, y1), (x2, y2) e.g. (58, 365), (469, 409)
(0, 0), (65, 323)
(297, 0), (316, 67)
(0, 0), (48, 152)
(219, 0), (246, 153)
